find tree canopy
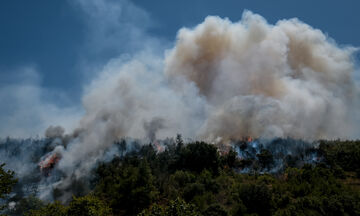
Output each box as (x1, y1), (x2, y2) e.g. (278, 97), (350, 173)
(2, 139), (360, 216)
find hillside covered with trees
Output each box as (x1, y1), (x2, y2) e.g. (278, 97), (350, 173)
(1, 137), (360, 216)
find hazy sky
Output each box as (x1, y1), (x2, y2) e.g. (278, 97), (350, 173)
(0, 0), (359, 137)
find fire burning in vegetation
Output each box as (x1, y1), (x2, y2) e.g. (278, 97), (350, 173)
(1, 9), (360, 206)
(38, 153), (61, 175)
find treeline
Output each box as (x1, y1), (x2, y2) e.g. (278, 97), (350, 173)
(1, 138), (360, 215)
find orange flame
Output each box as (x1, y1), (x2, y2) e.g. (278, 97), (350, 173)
(246, 136), (253, 142)
(153, 141), (164, 152)
(39, 153), (61, 174)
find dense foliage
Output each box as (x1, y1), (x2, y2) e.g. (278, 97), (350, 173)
(0, 163), (17, 211)
(1, 138), (360, 215)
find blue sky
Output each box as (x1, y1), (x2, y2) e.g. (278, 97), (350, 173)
(0, 0), (359, 137)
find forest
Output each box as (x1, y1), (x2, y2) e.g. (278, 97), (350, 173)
(1, 136), (360, 216)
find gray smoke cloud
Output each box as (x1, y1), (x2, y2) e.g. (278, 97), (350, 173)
(143, 117), (166, 142)
(36, 11), (360, 201)
(45, 126), (65, 139)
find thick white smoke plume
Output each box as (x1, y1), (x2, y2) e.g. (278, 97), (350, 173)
(165, 11), (358, 140)
(60, 10), (358, 175)
(71, 11), (358, 145)
(13, 11), (360, 201)
(165, 12), (357, 139)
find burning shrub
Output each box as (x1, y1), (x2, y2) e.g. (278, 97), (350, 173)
(38, 153), (61, 176)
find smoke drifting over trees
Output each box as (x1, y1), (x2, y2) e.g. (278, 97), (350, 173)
(7, 11), (354, 202)
(77, 11), (359, 147)
(56, 11), (359, 179)
(1, 9), (360, 214)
